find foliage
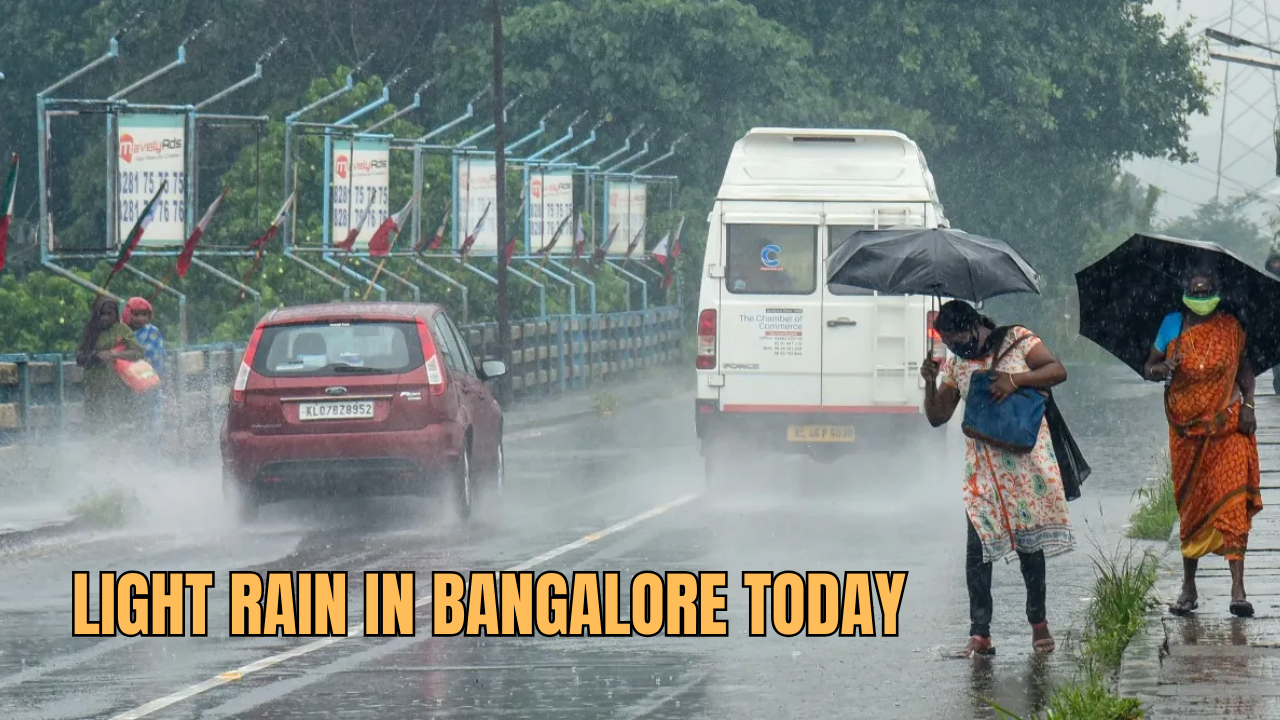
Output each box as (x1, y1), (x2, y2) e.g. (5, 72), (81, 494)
(1160, 195), (1271, 261)
(591, 389), (620, 416)
(978, 538), (1159, 719)
(1081, 543), (1160, 670)
(68, 483), (140, 529)
(0, 0), (1215, 353)
(982, 677), (1146, 720)
(1126, 455), (1177, 542)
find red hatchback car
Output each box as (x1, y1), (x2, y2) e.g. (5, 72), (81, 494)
(219, 302), (507, 523)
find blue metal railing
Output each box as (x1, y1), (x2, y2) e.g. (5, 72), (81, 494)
(0, 307), (684, 447)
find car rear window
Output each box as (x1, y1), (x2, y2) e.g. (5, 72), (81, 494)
(725, 224), (817, 295)
(251, 321), (425, 377)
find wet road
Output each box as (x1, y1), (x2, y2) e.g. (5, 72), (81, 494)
(0, 367), (1170, 719)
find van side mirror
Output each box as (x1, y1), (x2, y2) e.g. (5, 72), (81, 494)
(480, 359), (507, 380)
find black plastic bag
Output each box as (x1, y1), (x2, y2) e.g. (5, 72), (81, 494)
(1046, 393), (1089, 501)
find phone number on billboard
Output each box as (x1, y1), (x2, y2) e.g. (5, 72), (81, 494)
(529, 202), (572, 220)
(332, 185), (389, 228)
(120, 170), (186, 197)
(119, 198), (185, 225)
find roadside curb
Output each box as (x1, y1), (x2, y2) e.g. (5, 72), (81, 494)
(0, 515), (93, 551)
(1116, 521), (1179, 706)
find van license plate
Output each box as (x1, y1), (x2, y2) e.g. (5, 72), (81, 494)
(299, 400), (375, 421)
(787, 425), (855, 442)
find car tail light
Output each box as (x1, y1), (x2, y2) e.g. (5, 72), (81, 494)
(232, 324), (265, 404)
(926, 310), (945, 362)
(696, 309), (717, 370)
(415, 317), (448, 396)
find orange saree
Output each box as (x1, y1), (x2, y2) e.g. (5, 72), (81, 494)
(1164, 312), (1263, 561)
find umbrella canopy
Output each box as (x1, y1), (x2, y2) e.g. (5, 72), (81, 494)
(825, 227), (1040, 302)
(1074, 232), (1280, 376)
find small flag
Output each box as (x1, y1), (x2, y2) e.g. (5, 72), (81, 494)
(415, 198), (452, 253)
(534, 212), (573, 256)
(113, 181), (166, 274)
(650, 232), (671, 267)
(248, 191), (296, 251)
(458, 201), (492, 258)
(501, 233), (520, 264)
(0, 153), (17, 272)
(176, 185), (230, 278)
(570, 212), (586, 267)
(624, 220), (646, 260)
(592, 223), (619, 267)
(670, 215), (685, 262)
(369, 195), (416, 257)
(335, 193), (376, 252)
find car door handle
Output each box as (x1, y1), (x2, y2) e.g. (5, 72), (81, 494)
(827, 318), (858, 328)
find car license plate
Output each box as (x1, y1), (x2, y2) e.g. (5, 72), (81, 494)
(787, 425), (855, 442)
(298, 400), (375, 421)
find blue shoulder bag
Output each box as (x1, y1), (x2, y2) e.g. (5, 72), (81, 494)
(961, 328), (1047, 454)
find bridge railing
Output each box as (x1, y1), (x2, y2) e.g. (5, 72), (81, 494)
(0, 307), (684, 458)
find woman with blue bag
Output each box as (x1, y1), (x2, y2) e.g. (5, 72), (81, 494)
(921, 300), (1075, 658)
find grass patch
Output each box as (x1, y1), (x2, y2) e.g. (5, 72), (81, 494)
(68, 484), (140, 529)
(983, 676), (1145, 720)
(1079, 543), (1160, 670)
(978, 540), (1161, 719)
(1125, 456), (1177, 542)
(592, 390), (620, 416)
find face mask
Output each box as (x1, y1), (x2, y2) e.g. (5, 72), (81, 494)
(949, 333), (984, 360)
(1183, 294), (1220, 316)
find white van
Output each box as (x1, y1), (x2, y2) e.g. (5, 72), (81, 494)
(694, 127), (961, 481)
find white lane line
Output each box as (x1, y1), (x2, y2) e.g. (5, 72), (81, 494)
(109, 492), (700, 720)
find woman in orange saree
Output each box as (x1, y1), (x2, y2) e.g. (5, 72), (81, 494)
(1145, 265), (1263, 617)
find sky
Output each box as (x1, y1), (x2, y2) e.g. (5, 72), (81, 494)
(1126, 0), (1280, 228)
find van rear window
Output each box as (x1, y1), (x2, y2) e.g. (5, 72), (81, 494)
(725, 225), (816, 295)
(251, 321), (425, 377)
(827, 224), (907, 297)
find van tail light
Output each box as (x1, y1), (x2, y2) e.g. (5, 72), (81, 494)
(232, 325), (265, 404)
(696, 309), (717, 370)
(926, 310), (945, 362)
(416, 317), (448, 396)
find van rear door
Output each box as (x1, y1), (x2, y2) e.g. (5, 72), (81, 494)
(715, 202), (823, 410)
(821, 203), (929, 409)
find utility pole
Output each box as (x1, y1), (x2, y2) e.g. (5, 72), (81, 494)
(492, 0), (513, 406)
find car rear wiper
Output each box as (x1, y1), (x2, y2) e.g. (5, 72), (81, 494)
(331, 364), (390, 374)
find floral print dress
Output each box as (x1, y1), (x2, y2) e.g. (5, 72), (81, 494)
(940, 326), (1076, 564)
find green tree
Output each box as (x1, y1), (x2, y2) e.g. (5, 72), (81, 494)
(1161, 195), (1270, 260)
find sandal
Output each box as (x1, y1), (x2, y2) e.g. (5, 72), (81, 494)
(951, 635), (996, 658)
(1230, 599), (1255, 618)
(1031, 621), (1055, 654)
(1168, 596), (1198, 616)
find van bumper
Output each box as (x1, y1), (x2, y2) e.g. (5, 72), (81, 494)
(695, 399), (934, 455)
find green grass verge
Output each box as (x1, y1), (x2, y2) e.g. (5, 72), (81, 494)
(68, 484), (140, 529)
(1080, 544), (1160, 670)
(1125, 457), (1177, 542)
(979, 541), (1160, 719)
(591, 390), (620, 416)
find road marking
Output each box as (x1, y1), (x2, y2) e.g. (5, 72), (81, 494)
(109, 492), (700, 720)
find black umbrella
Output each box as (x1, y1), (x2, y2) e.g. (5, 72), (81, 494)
(825, 227), (1041, 302)
(1074, 232), (1280, 376)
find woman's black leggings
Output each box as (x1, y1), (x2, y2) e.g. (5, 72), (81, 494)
(966, 516), (1047, 638)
